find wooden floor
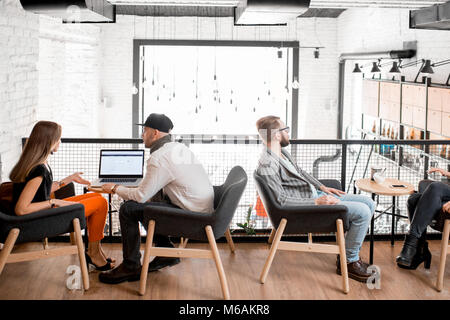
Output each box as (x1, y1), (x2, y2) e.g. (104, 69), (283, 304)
(0, 239), (448, 300)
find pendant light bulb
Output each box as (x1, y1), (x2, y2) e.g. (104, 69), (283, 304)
(131, 83), (138, 95)
(292, 77), (300, 89)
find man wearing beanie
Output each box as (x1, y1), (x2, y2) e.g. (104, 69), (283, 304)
(98, 113), (214, 284)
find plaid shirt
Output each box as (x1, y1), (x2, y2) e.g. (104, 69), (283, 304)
(255, 147), (323, 206)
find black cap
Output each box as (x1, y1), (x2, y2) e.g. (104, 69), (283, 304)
(136, 113), (174, 133)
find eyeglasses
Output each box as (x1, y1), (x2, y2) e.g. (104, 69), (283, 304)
(278, 127), (290, 133)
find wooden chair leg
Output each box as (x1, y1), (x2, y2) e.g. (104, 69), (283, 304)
(268, 228), (275, 244)
(336, 219), (349, 294)
(178, 237), (189, 249)
(73, 218), (89, 291)
(42, 237), (49, 250)
(140, 220), (156, 296)
(436, 219), (450, 292)
(69, 233), (76, 245)
(205, 225), (230, 300)
(0, 228), (19, 275)
(260, 218), (287, 284)
(224, 228), (235, 253)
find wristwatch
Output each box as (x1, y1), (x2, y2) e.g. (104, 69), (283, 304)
(49, 199), (56, 208)
(112, 184), (119, 194)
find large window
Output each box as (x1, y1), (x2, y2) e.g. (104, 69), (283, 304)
(134, 41), (298, 137)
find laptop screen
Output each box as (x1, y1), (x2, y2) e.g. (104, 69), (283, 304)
(99, 150), (144, 177)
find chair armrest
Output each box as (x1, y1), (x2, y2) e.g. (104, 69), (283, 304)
(418, 179), (434, 193)
(0, 204), (85, 223)
(142, 203), (214, 222)
(0, 204), (86, 244)
(142, 203), (216, 241)
(319, 179), (343, 191)
(281, 204), (348, 215)
(268, 204), (349, 234)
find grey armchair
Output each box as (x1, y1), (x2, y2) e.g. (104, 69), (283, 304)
(254, 173), (350, 294)
(0, 182), (89, 290)
(139, 166), (248, 299)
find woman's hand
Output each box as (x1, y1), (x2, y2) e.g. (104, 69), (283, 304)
(65, 172), (91, 185)
(428, 167), (450, 177)
(443, 201), (450, 213)
(101, 183), (116, 194)
(52, 199), (77, 207)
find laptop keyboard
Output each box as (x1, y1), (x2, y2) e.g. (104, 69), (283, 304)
(100, 178), (138, 183)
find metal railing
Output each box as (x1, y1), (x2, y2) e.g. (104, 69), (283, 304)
(25, 136), (450, 239)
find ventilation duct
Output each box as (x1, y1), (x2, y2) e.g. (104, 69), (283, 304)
(20, 0), (116, 23)
(235, 0), (311, 25)
(410, 1), (450, 30)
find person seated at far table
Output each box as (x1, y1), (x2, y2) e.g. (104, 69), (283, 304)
(396, 167), (450, 270)
(98, 113), (214, 285)
(254, 115), (376, 283)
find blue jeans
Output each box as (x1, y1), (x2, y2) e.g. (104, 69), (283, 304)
(314, 190), (375, 263)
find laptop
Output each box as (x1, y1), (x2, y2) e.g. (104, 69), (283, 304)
(90, 149), (145, 188)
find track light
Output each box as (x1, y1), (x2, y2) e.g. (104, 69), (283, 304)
(371, 62), (381, 73)
(420, 59), (434, 75)
(352, 63), (362, 73)
(389, 61), (401, 73)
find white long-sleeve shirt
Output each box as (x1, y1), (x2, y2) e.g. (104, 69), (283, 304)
(116, 142), (214, 214)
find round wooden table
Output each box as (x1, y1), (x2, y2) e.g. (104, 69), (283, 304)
(355, 178), (415, 265)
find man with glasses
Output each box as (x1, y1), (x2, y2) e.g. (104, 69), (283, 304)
(255, 115), (375, 283)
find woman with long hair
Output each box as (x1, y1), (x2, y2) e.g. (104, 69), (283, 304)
(10, 121), (114, 271)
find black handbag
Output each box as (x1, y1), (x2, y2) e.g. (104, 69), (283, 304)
(0, 182), (14, 215)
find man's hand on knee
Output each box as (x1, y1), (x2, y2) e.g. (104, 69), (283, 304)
(315, 195), (340, 206)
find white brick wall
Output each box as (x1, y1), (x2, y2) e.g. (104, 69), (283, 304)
(0, 0), (101, 182)
(297, 18), (339, 139)
(0, 0), (39, 182)
(38, 15), (101, 138)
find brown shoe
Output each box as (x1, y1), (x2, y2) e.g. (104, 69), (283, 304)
(337, 255), (371, 269)
(336, 258), (372, 283)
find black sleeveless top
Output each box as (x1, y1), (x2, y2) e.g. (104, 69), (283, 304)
(12, 164), (53, 215)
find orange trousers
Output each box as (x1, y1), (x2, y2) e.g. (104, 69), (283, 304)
(65, 193), (108, 242)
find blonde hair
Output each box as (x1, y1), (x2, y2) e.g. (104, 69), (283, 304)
(10, 121), (62, 182)
(256, 115), (282, 143)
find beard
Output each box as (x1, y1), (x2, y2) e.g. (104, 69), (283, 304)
(280, 137), (290, 148)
